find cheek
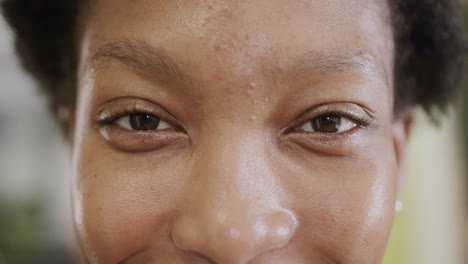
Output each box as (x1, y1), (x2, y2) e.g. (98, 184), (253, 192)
(72, 135), (185, 263)
(282, 138), (398, 262)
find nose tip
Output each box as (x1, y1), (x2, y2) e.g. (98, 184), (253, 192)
(171, 209), (298, 263)
(251, 210), (298, 250)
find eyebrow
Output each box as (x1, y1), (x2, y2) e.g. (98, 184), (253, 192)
(91, 38), (388, 88)
(91, 38), (191, 85)
(288, 50), (388, 85)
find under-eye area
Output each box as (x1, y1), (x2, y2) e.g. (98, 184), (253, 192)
(281, 102), (376, 156)
(287, 102), (373, 135)
(95, 98), (188, 152)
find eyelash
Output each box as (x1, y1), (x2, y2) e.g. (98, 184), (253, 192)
(316, 110), (369, 126)
(97, 105), (171, 128)
(290, 108), (371, 131)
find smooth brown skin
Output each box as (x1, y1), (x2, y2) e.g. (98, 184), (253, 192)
(71, 0), (412, 263)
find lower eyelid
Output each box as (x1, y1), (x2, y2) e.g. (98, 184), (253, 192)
(98, 125), (189, 152)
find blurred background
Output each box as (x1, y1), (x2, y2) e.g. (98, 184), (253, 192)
(0, 6), (467, 264)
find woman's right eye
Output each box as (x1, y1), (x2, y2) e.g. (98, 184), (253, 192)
(115, 113), (173, 131)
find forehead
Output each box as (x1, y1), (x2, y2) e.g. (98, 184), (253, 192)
(80, 0), (393, 89)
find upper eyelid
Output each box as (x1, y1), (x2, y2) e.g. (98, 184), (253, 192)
(300, 103), (370, 119)
(285, 103), (372, 130)
(95, 99), (180, 128)
(316, 110), (370, 126)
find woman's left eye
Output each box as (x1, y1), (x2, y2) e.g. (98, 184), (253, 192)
(115, 113), (173, 131)
(298, 115), (357, 134)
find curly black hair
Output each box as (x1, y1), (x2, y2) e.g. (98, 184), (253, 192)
(1, 0), (466, 124)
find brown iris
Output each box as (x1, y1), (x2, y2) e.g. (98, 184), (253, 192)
(129, 114), (161, 131)
(311, 115), (342, 133)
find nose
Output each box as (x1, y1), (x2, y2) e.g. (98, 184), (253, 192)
(170, 132), (298, 263)
(172, 211), (296, 264)
(171, 209), (297, 263)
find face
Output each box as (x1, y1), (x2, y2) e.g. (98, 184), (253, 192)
(72, 0), (410, 263)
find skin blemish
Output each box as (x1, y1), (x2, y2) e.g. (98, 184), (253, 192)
(246, 81), (256, 96)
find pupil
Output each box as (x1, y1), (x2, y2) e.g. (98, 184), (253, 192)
(129, 114), (160, 131)
(312, 115), (341, 133)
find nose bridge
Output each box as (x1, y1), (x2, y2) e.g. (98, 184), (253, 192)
(171, 130), (297, 263)
(208, 130), (270, 203)
(195, 129), (276, 217)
